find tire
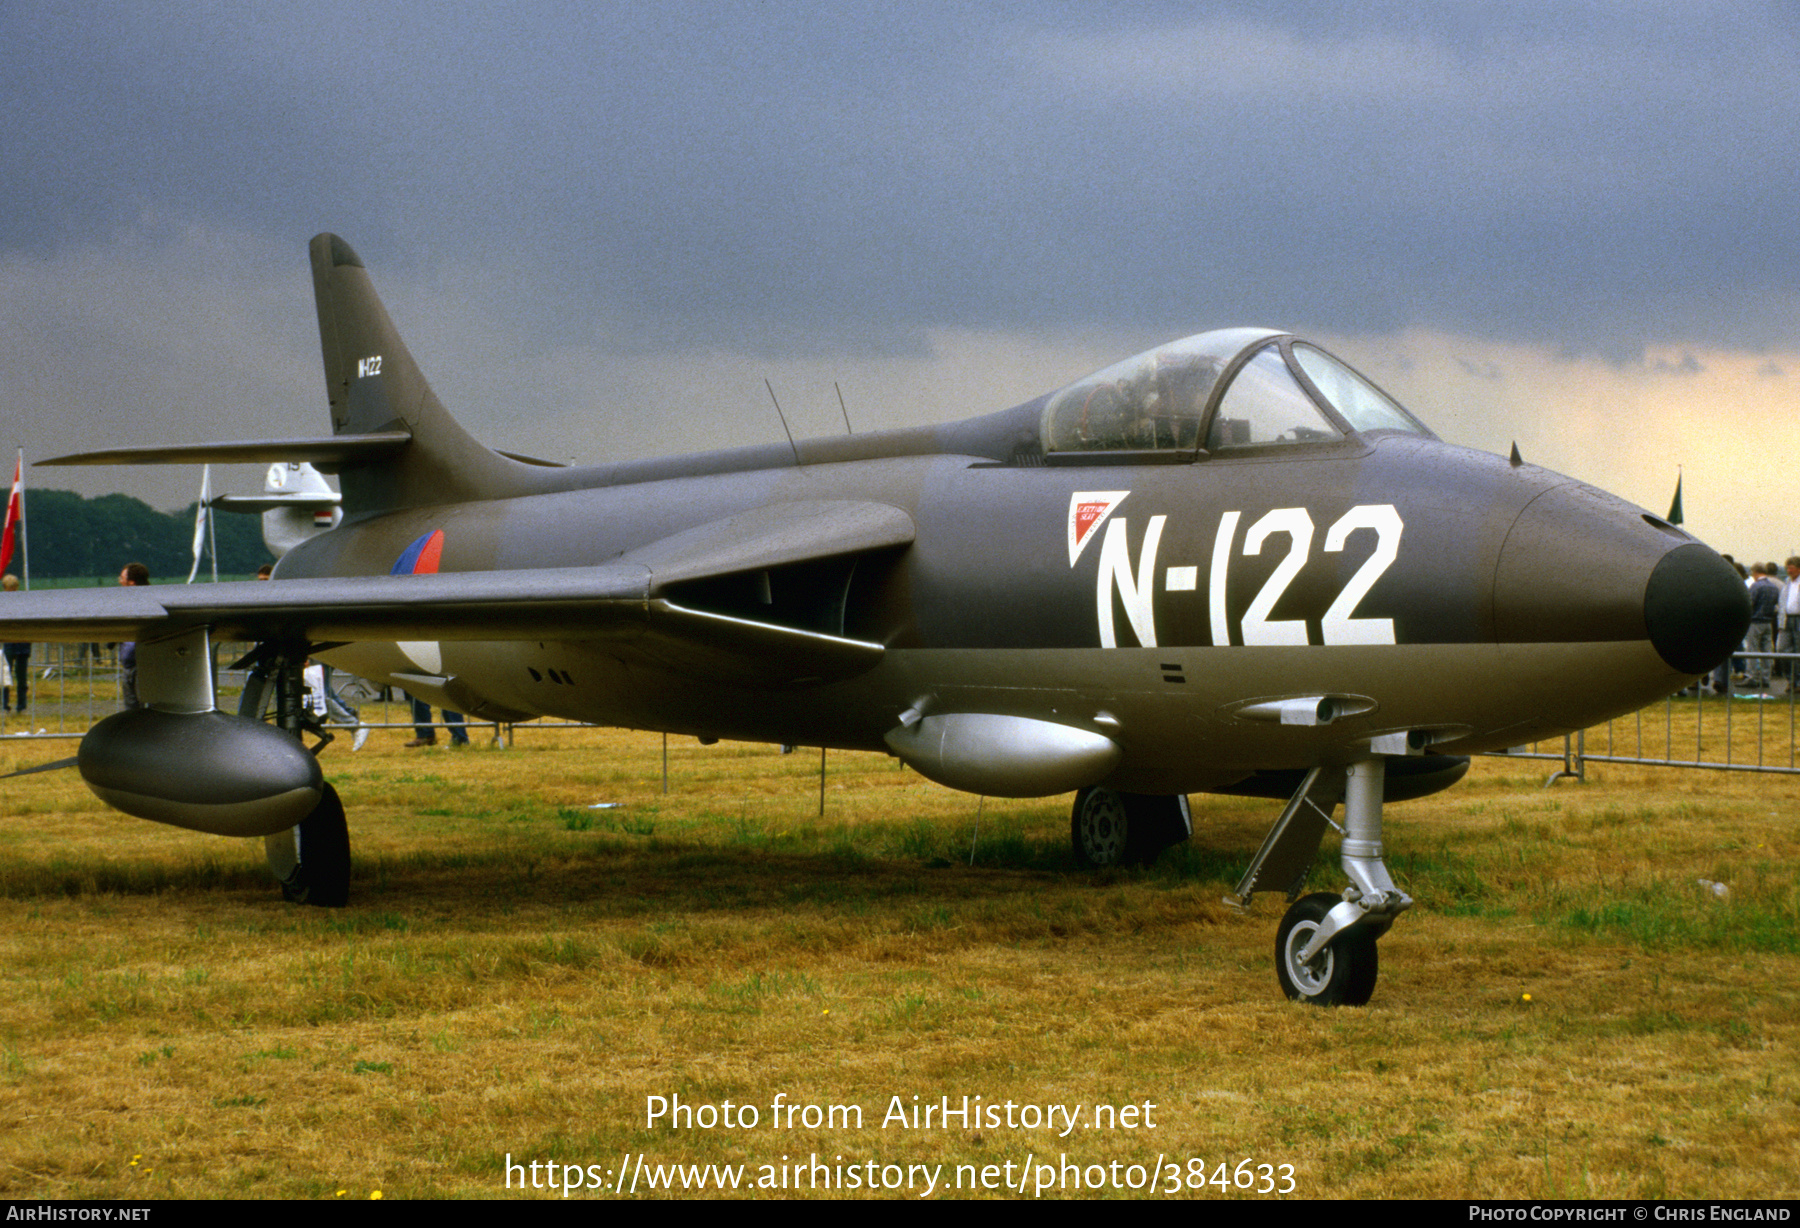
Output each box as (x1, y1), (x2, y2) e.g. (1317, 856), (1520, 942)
(276, 783), (351, 907)
(1071, 786), (1131, 867)
(1071, 788), (1190, 868)
(1275, 892), (1379, 1006)
(1130, 793), (1191, 861)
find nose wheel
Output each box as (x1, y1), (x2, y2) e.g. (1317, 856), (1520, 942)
(1275, 892), (1379, 1006)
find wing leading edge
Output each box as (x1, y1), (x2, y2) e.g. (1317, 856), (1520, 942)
(0, 500), (915, 688)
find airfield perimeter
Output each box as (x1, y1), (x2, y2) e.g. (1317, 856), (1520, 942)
(0, 725), (1794, 1199)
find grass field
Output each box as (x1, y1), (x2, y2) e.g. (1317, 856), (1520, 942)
(0, 726), (1795, 1200)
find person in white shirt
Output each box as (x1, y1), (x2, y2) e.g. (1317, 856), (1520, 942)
(1777, 557), (1800, 688)
(303, 659), (369, 751)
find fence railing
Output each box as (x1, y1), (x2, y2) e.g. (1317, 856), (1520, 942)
(1488, 650), (1800, 782)
(0, 642), (568, 743)
(2, 641), (129, 739)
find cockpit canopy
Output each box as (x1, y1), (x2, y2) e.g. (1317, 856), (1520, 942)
(1039, 329), (1431, 457)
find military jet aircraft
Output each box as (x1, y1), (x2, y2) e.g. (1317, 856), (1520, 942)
(0, 234), (1749, 1006)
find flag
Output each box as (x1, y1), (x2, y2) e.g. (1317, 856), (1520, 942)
(1667, 473), (1684, 526)
(186, 464), (212, 583)
(0, 450), (21, 580)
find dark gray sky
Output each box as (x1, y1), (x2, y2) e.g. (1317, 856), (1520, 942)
(4, 1), (1798, 548)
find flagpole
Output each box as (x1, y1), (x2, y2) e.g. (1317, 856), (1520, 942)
(15, 449), (25, 591)
(1, 449), (23, 590)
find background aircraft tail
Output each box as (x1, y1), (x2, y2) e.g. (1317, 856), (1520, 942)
(310, 233), (536, 517)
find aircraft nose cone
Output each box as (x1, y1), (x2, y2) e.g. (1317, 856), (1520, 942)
(1643, 542), (1751, 675)
(1493, 482), (1746, 679)
(1493, 483), (1670, 645)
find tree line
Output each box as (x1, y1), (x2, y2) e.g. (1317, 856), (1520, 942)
(9, 489), (274, 582)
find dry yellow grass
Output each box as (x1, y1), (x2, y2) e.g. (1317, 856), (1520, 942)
(0, 725), (1796, 1199)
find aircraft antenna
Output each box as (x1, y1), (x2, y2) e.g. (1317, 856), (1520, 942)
(764, 379), (802, 466)
(835, 382), (854, 435)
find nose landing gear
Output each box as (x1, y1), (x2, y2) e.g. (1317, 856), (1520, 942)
(1276, 892), (1379, 1005)
(1229, 758), (1411, 1005)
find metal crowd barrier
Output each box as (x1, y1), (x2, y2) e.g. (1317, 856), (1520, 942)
(0, 641), (591, 743)
(1490, 650), (1800, 783)
(1, 641), (118, 740)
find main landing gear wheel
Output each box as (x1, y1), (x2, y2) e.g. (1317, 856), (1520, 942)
(1070, 788), (1190, 868)
(239, 641), (354, 908)
(1275, 892), (1379, 1006)
(1072, 787), (1131, 866)
(268, 782), (351, 908)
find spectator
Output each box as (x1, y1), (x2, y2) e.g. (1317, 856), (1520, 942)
(303, 658), (370, 752)
(118, 562), (150, 708)
(1, 574), (27, 712)
(405, 694), (469, 748)
(1745, 564), (1779, 692)
(1779, 557), (1800, 686)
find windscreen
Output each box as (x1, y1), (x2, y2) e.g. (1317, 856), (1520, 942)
(1290, 343), (1431, 436)
(1207, 345), (1344, 449)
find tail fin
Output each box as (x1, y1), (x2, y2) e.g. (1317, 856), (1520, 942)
(310, 234), (530, 516)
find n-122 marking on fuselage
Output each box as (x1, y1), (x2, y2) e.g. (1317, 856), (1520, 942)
(1078, 496), (1404, 650)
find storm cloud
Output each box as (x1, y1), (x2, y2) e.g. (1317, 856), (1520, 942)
(2, 2), (1797, 551)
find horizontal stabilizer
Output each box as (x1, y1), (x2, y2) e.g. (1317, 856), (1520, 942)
(38, 433), (411, 471)
(210, 492), (343, 514)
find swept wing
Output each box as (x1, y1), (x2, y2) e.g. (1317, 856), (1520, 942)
(0, 500), (913, 688)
